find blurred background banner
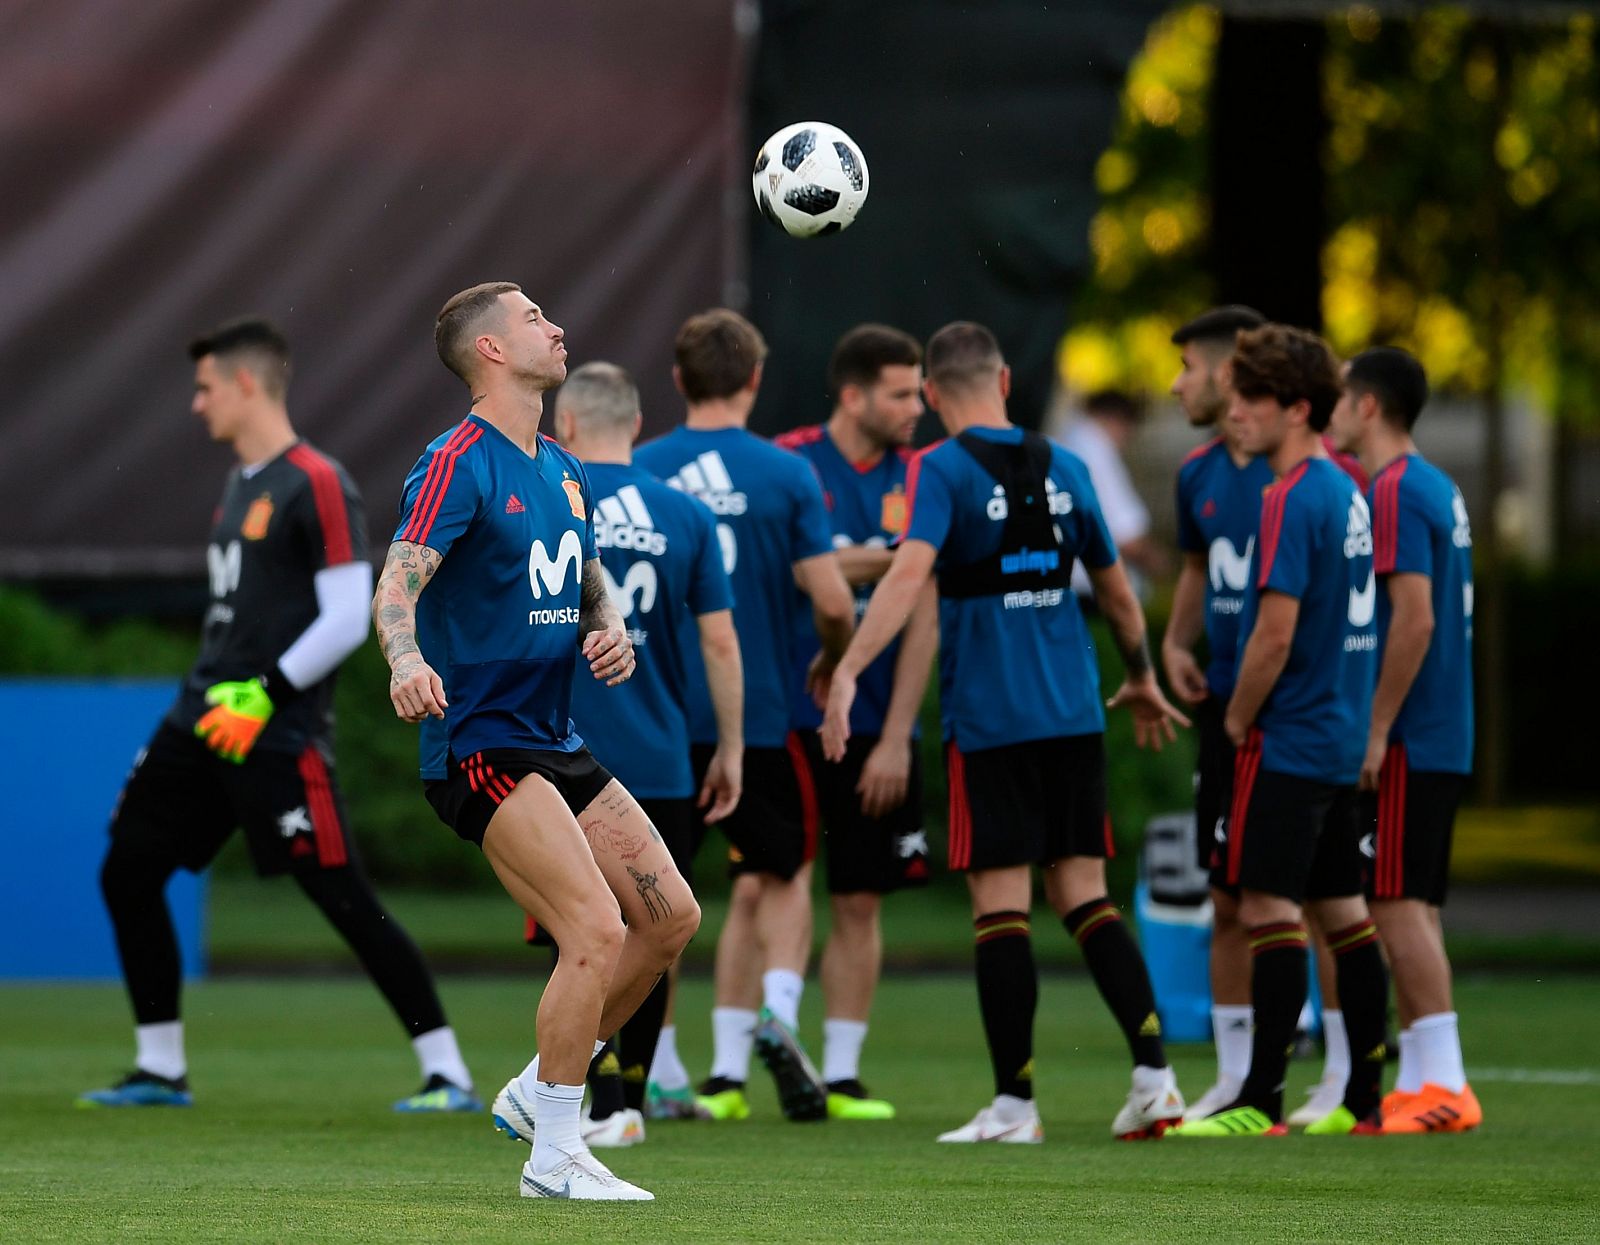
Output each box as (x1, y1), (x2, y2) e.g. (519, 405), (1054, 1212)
(0, 0), (745, 578)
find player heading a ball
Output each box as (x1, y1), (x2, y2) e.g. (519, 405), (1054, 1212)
(752, 121), (868, 237)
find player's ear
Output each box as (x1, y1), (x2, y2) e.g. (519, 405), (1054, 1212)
(630, 411), (643, 444)
(232, 364), (258, 399)
(747, 362), (764, 395)
(921, 377), (941, 412)
(671, 365), (686, 398)
(474, 333), (503, 369)
(998, 365), (1011, 401)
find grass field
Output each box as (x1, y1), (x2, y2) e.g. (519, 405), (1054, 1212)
(3, 973), (1595, 1242)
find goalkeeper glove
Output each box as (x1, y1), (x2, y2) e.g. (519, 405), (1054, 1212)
(194, 676), (277, 763)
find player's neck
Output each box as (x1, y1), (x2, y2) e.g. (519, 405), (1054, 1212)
(1211, 421), (1253, 468)
(1360, 426), (1414, 480)
(472, 387), (547, 456)
(1268, 428), (1323, 478)
(825, 411), (886, 467)
(684, 395), (752, 431)
(566, 438), (632, 466)
(231, 410), (296, 469)
(942, 402), (1010, 436)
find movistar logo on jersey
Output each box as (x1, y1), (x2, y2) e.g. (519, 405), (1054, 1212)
(1209, 536), (1252, 596)
(1000, 546), (1061, 576)
(666, 451), (747, 516)
(595, 485), (668, 556)
(1344, 493), (1373, 558)
(1451, 488), (1472, 549)
(528, 529), (583, 625)
(603, 562), (658, 621)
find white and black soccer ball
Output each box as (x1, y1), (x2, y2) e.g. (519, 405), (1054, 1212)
(751, 121), (869, 238)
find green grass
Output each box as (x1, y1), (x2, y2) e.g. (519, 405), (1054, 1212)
(2, 974), (1595, 1242)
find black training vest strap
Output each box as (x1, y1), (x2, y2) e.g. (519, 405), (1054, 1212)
(935, 429), (1074, 600)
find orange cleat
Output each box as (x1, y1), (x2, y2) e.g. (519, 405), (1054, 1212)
(1381, 1088), (1419, 1118)
(1382, 1083), (1482, 1134)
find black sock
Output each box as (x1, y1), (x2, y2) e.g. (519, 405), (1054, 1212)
(587, 1039), (625, 1120)
(101, 845), (183, 1026)
(974, 911), (1037, 1100)
(1327, 918), (1388, 1119)
(1064, 898), (1166, 1068)
(296, 866), (448, 1036)
(1237, 921), (1309, 1120)
(618, 974), (669, 1112)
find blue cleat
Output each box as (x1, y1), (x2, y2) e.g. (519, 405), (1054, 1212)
(77, 1070), (192, 1108)
(393, 1073), (482, 1113)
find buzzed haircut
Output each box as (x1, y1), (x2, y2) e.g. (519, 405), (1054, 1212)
(828, 323), (922, 402)
(1345, 346), (1429, 431)
(558, 361), (640, 434)
(188, 317), (292, 400)
(1083, 388), (1145, 424)
(924, 321), (1004, 393)
(674, 308), (768, 402)
(435, 281), (521, 386)
(1230, 324), (1343, 432)
(1171, 304), (1266, 349)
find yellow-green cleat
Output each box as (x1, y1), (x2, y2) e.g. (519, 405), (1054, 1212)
(1306, 1104), (1385, 1135)
(1166, 1105), (1288, 1137)
(825, 1080), (896, 1120)
(694, 1077), (750, 1121)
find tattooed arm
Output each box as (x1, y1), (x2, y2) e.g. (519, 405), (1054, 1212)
(578, 557), (635, 687)
(372, 540), (448, 722)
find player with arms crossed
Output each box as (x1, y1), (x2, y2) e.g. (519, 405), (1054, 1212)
(1329, 347), (1480, 1134)
(534, 361), (743, 1144)
(81, 319), (475, 1113)
(375, 284), (699, 1201)
(774, 324), (940, 1121)
(635, 309), (856, 1123)
(822, 321), (1191, 1142)
(1169, 325), (1388, 1139)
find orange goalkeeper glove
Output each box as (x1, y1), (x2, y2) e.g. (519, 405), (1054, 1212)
(194, 677), (276, 763)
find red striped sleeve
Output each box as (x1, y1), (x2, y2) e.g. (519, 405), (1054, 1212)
(1256, 460), (1308, 588)
(1180, 436), (1221, 468)
(1373, 459), (1408, 574)
(402, 421), (482, 545)
(286, 444), (354, 566)
(902, 440), (943, 532)
(774, 424), (825, 450)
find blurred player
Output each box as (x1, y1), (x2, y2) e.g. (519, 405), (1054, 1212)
(821, 321), (1190, 1142)
(546, 361), (743, 1143)
(1169, 325), (1387, 1139)
(774, 325), (939, 1120)
(375, 283), (700, 1200)
(1162, 305), (1271, 1120)
(635, 310), (856, 1123)
(1329, 347), (1480, 1134)
(80, 319), (475, 1113)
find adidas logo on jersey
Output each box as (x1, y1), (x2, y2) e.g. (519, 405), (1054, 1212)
(666, 451), (747, 515)
(505, 494), (525, 514)
(595, 485), (668, 555)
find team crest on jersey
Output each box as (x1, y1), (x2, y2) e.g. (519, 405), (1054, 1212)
(562, 478), (586, 520)
(880, 488), (907, 537)
(241, 494), (273, 540)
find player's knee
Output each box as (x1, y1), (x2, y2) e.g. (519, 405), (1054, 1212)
(99, 841), (167, 912)
(830, 891), (879, 933)
(563, 909), (628, 969)
(657, 893), (701, 960)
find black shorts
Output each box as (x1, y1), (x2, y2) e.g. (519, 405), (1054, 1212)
(691, 735), (816, 882)
(797, 732), (929, 895)
(945, 734), (1112, 872)
(110, 723), (356, 878)
(424, 746), (614, 847)
(1363, 743), (1467, 906)
(1193, 695), (1235, 873)
(1219, 731), (1362, 904)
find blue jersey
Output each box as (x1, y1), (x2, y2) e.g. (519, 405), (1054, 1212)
(395, 417), (597, 779)
(567, 463), (734, 798)
(1175, 438), (1276, 701)
(1370, 454), (1474, 774)
(904, 427), (1116, 751)
(775, 424), (913, 736)
(1238, 456), (1376, 785)
(635, 426), (835, 748)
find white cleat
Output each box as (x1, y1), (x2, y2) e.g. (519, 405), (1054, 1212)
(936, 1099), (1043, 1144)
(519, 1148), (655, 1201)
(491, 1078), (536, 1144)
(1287, 1075), (1348, 1127)
(582, 1107), (646, 1148)
(1182, 1078), (1242, 1123)
(1113, 1065), (1186, 1139)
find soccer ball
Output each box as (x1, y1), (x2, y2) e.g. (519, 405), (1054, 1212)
(751, 122), (869, 238)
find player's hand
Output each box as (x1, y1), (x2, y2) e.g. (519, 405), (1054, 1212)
(819, 666), (857, 763)
(858, 735), (910, 818)
(1161, 645), (1210, 705)
(698, 742), (743, 824)
(1359, 731), (1387, 792)
(1106, 674), (1191, 752)
(1222, 704), (1250, 749)
(194, 678), (274, 763)
(583, 625), (635, 687)
(390, 657), (447, 723)
(805, 649), (838, 710)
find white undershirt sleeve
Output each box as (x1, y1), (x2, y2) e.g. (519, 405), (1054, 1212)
(276, 561), (374, 690)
